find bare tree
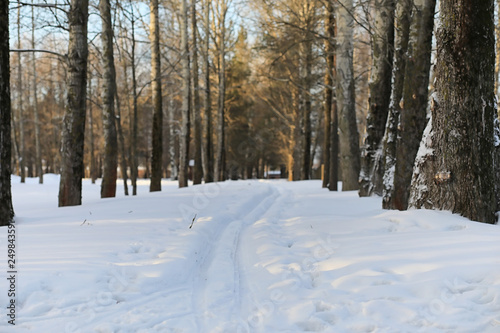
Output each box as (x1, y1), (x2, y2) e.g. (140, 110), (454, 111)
(179, 0), (191, 188)
(17, 1), (25, 183)
(214, 0), (230, 182)
(149, 0), (163, 192)
(58, 0), (89, 207)
(99, 0), (118, 198)
(31, 1), (43, 183)
(0, 0), (15, 225)
(192, 0), (203, 185)
(202, 0), (214, 183)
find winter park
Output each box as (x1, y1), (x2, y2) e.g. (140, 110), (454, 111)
(2, 0), (500, 332)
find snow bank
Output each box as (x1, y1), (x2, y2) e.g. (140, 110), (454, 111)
(1, 178), (499, 332)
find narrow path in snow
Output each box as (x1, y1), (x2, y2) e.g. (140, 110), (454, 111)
(193, 182), (281, 332)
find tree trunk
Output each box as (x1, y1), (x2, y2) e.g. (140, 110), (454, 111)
(382, 0), (413, 208)
(99, 0), (118, 198)
(409, 0), (496, 224)
(336, 0), (360, 191)
(495, 0), (500, 98)
(214, 2), (227, 182)
(31, 1), (42, 183)
(359, 0), (395, 196)
(391, 0), (435, 210)
(58, 0), (89, 207)
(17, 2), (25, 183)
(115, 91), (129, 196)
(179, 0), (191, 188)
(0, 0), (15, 225)
(149, 0), (163, 192)
(191, 0), (203, 185)
(301, 37), (313, 181)
(130, 2), (139, 195)
(202, 0), (214, 183)
(322, 2), (333, 189)
(88, 72), (97, 184)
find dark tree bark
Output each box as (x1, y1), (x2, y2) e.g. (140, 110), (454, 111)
(202, 0), (214, 183)
(58, 0), (89, 207)
(179, 0), (191, 188)
(99, 0), (118, 198)
(391, 0), (435, 210)
(336, 0), (360, 191)
(214, 1), (228, 182)
(409, 0), (496, 224)
(301, 36), (313, 181)
(191, 0), (203, 185)
(322, 2), (334, 189)
(0, 0), (15, 226)
(149, 0), (163, 192)
(129, 1), (139, 195)
(31, 2), (42, 183)
(359, 0), (395, 196)
(382, 0), (413, 208)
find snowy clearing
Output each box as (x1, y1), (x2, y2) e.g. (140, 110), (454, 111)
(2, 176), (500, 332)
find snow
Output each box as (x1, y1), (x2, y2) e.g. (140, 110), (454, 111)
(2, 175), (500, 332)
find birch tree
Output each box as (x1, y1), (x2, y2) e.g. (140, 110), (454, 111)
(0, 0), (14, 225)
(409, 0), (496, 223)
(358, 0), (395, 196)
(382, 0), (413, 208)
(391, 0), (435, 210)
(58, 0), (89, 207)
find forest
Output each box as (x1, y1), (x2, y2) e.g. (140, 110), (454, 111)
(0, 0), (499, 225)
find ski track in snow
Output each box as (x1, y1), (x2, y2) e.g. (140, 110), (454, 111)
(194, 183), (280, 332)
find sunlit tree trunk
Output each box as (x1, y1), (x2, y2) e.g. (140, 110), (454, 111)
(336, 0), (360, 191)
(58, 0), (89, 207)
(179, 0), (191, 188)
(0, 0), (15, 225)
(129, 1), (139, 195)
(192, 0), (203, 185)
(214, 0), (228, 182)
(409, 0), (496, 224)
(99, 0), (118, 198)
(202, 0), (214, 183)
(359, 0), (395, 196)
(322, 2), (333, 189)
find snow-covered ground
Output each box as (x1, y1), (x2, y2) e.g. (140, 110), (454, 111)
(2, 175), (500, 332)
